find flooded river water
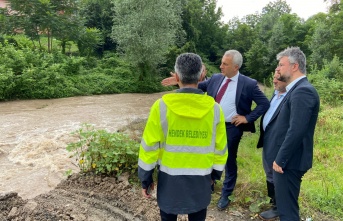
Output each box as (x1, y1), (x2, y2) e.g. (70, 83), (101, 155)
(0, 93), (166, 199)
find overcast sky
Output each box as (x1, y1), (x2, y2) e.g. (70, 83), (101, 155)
(217, 0), (329, 22)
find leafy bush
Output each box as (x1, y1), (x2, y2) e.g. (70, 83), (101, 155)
(61, 56), (85, 76)
(77, 28), (104, 57)
(98, 52), (130, 70)
(0, 65), (15, 100)
(9, 35), (35, 49)
(134, 77), (166, 93)
(66, 124), (139, 177)
(0, 38), (170, 100)
(308, 58), (343, 106)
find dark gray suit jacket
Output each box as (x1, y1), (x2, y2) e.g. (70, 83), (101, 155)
(261, 77), (320, 171)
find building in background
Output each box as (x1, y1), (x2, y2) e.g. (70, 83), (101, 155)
(0, 0), (8, 8)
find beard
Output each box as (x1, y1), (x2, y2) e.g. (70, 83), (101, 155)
(277, 73), (290, 83)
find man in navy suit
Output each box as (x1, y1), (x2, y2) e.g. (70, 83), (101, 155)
(256, 72), (287, 220)
(263, 47), (320, 220)
(197, 50), (269, 210)
(162, 50), (269, 210)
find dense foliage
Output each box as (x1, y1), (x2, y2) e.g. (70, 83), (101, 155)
(66, 124), (139, 176)
(111, 0), (182, 80)
(0, 37), (167, 100)
(1, 0), (343, 104)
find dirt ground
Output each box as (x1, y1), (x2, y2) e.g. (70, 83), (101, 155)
(0, 172), (261, 221)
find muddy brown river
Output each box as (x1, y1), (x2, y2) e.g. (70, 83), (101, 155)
(0, 93), (167, 199)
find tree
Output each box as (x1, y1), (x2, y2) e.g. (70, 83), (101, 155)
(245, 40), (271, 83)
(225, 20), (257, 74)
(111, 0), (182, 80)
(309, 22), (332, 68)
(51, 0), (84, 54)
(6, 0), (84, 53)
(80, 0), (116, 54)
(257, 0), (291, 42)
(265, 14), (305, 77)
(0, 7), (14, 35)
(180, 0), (227, 63)
(6, 0), (55, 49)
(328, 1), (343, 59)
(77, 27), (103, 57)
(307, 2), (343, 69)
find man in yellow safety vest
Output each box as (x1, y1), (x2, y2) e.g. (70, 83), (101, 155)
(138, 52), (228, 221)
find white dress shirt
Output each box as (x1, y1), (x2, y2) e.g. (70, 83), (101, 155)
(262, 90), (287, 131)
(217, 73), (239, 122)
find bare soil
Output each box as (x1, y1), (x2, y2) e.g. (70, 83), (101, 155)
(0, 172), (259, 221)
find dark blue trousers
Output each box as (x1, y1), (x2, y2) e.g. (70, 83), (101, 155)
(274, 169), (306, 221)
(221, 123), (243, 198)
(160, 208), (207, 221)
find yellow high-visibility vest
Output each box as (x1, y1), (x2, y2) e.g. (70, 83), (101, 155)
(138, 93), (227, 175)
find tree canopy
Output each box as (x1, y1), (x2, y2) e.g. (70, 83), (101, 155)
(1, 0), (343, 84)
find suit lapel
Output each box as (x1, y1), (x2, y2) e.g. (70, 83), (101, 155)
(215, 75), (225, 96)
(235, 74), (243, 107)
(268, 78), (307, 123)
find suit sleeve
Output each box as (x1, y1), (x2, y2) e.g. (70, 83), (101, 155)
(245, 81), (270, 123)
(275, 86), (319, 168)
(198, 78), (209, 92)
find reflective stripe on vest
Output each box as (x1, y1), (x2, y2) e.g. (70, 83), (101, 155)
(138, 158), (157, 171)
(140, 138), (160, 152)
(158, 99), (222, 175)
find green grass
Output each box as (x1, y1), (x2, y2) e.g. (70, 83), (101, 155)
(39, 36), (79, 54)
(210, 84), (343, 219)
(225, 103), (343, 220)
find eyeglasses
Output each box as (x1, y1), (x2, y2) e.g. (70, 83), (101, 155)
(277, 62), (297, 68)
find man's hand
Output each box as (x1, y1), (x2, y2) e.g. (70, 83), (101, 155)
(142, 183), (154, 198)
(161, 72), (177, 86)
(273, 161), (284, 174)
(231, 115), (248, 126)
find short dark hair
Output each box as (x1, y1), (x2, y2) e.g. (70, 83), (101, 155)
(174, 53), (202, 84)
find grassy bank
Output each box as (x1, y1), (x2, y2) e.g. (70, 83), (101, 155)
(229, 89), (343, 220)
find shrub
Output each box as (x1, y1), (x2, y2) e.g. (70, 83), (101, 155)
(0, 65), (15, 100)
(308, 56), (343, 106)
(61, 56), (85, 76)
(66, 124), (139, 177)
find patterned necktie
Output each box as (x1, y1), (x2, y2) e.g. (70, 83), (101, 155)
(215, 79), (231, 103)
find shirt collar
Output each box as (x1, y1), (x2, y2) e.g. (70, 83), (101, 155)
(226, 72), (239, 81)
(176, 88), (204, 94)
(286, 76), (306, 92)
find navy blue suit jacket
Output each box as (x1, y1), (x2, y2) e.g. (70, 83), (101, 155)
(261, 77), (320, 171)
(198, 73), (269, 133)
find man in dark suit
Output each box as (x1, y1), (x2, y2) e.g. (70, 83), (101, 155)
(256, 72), (287, 220)
(197, 50), (269, 210)
(262, 47), (320, 220)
